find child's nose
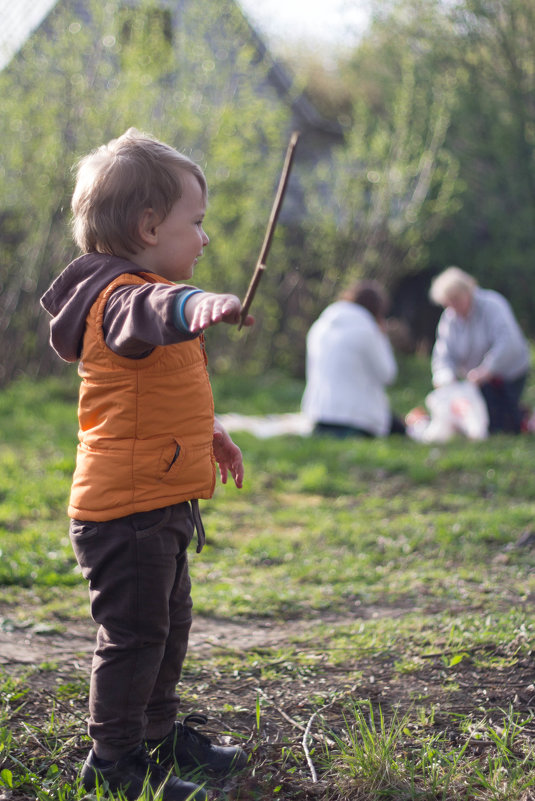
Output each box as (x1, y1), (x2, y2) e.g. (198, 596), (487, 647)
(202, 228), (209, 246)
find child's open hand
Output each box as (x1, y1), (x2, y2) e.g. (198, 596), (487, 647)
(186, 292), (254, 333)
(212, 419), (244, 488)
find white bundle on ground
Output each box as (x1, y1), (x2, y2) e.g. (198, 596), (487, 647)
(407, 381), (489, 442)
(216, 413), (313, 439)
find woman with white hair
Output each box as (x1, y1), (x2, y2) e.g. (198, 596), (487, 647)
(430, 266), (530, 433)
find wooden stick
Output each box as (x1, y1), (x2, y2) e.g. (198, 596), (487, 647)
(238, 130), (300, 330)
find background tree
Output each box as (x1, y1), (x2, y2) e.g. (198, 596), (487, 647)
(289, 0), (534, 349)
(432, 0), (535, 330)
(297, 0), (463, 327)
(2, 0), (534, 384)
(0, 0), (290, 384)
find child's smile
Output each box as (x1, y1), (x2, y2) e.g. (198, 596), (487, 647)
(148, 171), (209, 282)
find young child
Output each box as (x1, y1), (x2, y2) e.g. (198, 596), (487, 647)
(41, 129), (253, 801)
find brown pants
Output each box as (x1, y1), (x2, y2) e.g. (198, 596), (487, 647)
(69, 503), (195, 761)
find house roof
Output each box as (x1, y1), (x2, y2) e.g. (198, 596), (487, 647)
(0, 0), (342, 138)
(0, 0), (58, 69)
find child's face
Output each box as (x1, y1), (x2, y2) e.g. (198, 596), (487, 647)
(151, 171), (209, 282)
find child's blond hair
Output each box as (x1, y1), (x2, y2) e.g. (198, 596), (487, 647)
(72, 128), (207, 255)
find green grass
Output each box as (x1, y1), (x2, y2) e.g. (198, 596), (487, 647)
(1, 361), (535, 800)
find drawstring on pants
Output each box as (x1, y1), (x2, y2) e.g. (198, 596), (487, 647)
(190, 499), (206, 553)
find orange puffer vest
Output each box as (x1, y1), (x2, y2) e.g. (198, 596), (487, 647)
(68, 272), (215, 521)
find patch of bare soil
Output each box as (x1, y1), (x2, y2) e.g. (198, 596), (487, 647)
(0, 611), (278, 672)
(0, 600), (414, 675)
(2, 605), (535, 800)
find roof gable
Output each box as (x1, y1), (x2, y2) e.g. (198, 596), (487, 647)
(0, 0), (58, 69)
(1, 0), (342, 142)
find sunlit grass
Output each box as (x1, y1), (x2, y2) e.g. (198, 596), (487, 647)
(1, 365), (535, 799)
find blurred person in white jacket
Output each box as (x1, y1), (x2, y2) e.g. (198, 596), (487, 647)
(301, 280), (405, 438)
(430, 266), (530, 433)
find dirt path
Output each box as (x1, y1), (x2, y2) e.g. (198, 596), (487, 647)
(3, 602), (535, 801)
(3, 600), (534, 743)
(0, 614), (283, 671)
(0, 602), (410, 672)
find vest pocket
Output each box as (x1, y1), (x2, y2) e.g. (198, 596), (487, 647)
(168, 444), (181, 470)
(158, 438), (185, 478)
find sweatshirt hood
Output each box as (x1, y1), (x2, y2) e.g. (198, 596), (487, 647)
(40, 253), (147, 362)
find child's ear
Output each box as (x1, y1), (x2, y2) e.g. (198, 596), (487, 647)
(137, 209), (160, 247)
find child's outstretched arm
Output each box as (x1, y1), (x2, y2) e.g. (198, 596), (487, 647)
(213, 418), (244, 488)
(185, 292), (254, 333)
